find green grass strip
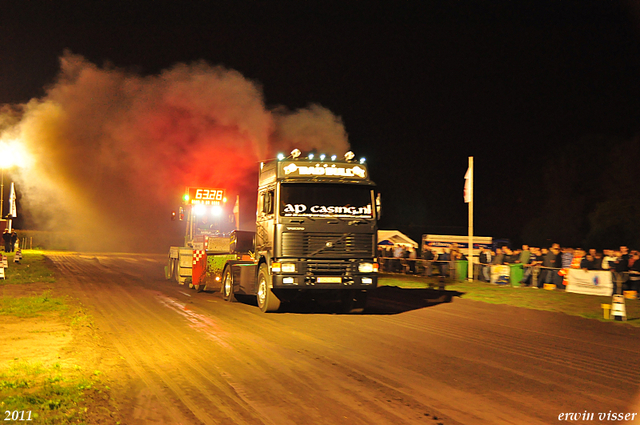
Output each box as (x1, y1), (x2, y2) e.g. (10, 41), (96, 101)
(379, 274), (640, 326)
(1, 251), (56, 285)
(0, 291), (68, 318)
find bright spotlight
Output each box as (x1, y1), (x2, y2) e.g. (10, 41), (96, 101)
(331, 155), (337, 161)
(320, 154), (326, 160)
(308, 153), (314, 160)
(0, 138), (31, 169)
(277, 153), (285, 160)
(193, 204), (206, 216)
(212, 205), (223, 216)
(359, 157), (366, 164)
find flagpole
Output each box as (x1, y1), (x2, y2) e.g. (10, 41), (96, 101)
(468, 156), (474, 281)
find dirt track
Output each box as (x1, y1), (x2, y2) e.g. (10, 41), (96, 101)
(45, 252), (640, 424)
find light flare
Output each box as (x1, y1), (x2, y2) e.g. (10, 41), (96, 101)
(0, 137), (32, 169)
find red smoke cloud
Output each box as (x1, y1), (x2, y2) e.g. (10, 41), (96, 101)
(1, 52), (350, 252)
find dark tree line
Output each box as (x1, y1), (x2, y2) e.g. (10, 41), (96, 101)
(521, 134), (640, 249)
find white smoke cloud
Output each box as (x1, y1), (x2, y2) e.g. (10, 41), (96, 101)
(0, 52), (350, 252)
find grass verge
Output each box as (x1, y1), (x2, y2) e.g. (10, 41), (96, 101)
(1, 250), (56, 285)
(0, 361), (113, 425)
(0, 251), (120, 424)
(379, 274), (640, 326)
(0, 291), (68, 318)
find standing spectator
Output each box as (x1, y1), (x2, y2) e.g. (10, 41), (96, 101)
(504, 247), (518, 263)
(479, 247), (493, 282)
(437, 248), (451, 278)
(613, 247), (630, 292)
(539, 246), (560, 288)
(2, 229), (10, 253)
(10, 230), (18, 252)
(392, 245), (404, 272)
(589, 249), (603, 269)
(570, 249), (584, 269)
(422, 246), (435, 261)
(520, 247), (540, 286)
(627, 252), (640, 293)
(517, 245), (531, 265)
(493, 247), (504, 266)
(601, 250), (616, 270)
(561, 247), (574, 268)
(423, 247), (437, 277)
(619, 246), (631, 269)
(581, 254), (598, 270)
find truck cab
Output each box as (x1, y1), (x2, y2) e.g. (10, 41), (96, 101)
(230, 152), (380, 312)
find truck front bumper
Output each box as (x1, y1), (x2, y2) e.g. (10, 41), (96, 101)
(272, 274), (377, 289)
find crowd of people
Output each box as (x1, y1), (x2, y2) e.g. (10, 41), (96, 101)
(2, 229), (18, 253)
(380, 242), (640, 293)
(475, 244), (640, 292)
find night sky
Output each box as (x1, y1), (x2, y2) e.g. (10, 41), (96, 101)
(3, 1), (640, 248)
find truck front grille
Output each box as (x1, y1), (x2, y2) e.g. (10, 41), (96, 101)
(281, 232), (374, 258)
(306, 261), (354, 275)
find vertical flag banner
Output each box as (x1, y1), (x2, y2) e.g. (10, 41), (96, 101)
(8, 182), (16, 218)
(233, 195), (240, 229)
(464, 168), (471, 203)
(466, 157), (474, 280)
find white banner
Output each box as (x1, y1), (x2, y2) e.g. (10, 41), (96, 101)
(9, 182), (16, 218)
(566, 269), (613, 296)
(490, 265), (510, 284)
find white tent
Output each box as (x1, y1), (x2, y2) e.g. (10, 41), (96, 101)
(377, 230), (418, 248)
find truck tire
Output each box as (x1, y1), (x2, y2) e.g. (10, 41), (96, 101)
(340, 289), (368, 314)
(340, 289), (356, 313)
(172, 258), (179, 283)
(193, 280), (204, 292)
(257, 264), (280, 313)
(221, 267), (236, 302)
(167, 258), (174, 280)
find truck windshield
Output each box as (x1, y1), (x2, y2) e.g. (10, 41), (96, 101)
(280, 183), (374, 219)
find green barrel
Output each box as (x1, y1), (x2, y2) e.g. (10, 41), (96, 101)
(455, 260), (469, 281)
(509, 264), (524, 286)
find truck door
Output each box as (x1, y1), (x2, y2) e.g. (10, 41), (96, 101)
(256, 187), (275, 256)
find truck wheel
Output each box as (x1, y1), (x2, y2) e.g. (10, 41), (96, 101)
(222, 268), (235, 302)
(257, 264), (280, 313)
(166, 258), (173, 280)
(172, 258), (180, 283)
(193, 280), (204, 292)
(340, 289), (356, 313)
(353, 290), (368, 313)
(340, 290), (367, 314)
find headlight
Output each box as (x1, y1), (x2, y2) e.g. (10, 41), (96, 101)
(358, 262), (375, 273)
(281, 263), (296, 273)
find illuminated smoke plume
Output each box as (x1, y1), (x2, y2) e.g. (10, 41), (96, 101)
(1, 52), (350, 252)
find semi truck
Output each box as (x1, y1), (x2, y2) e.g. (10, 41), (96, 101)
(167, 150), (380, 312)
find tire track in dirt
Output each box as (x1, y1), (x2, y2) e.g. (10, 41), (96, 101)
(50, 254), (268, 424)
(49, 253), (454, 425)
(46, 253), (640, 425)
(376, 313), (640, 387)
